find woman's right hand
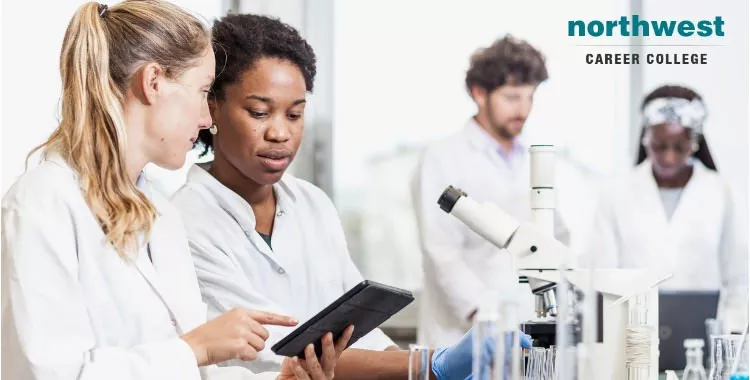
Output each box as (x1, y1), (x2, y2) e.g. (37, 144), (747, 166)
(181, 307), (298, 366)
(277, 325), (355, 380)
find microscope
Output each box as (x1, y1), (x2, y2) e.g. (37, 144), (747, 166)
(437, 145), (664, 380)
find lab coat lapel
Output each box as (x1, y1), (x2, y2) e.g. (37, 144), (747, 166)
(630, 160), (704, 280)
(634, 162), (670, 229)
(135, 208), (190, 333)
(635, 160), (704, 233)
(226, 201), (283, 267)
(241, 198), (289, 271)
(188, 164), (290, 269)
(256, 182), (296, 271)
(205, 167), (285, 269)
(629, 162), (675, 270)
(246, 223), (278, 264)
(664, 163), (705, 245)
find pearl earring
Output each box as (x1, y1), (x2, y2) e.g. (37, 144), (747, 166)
(209, 123), (218, 135)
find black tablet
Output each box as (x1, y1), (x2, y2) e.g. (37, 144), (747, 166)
(271, 280), (414, 358)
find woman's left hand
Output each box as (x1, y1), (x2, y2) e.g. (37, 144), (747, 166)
(277, 325), (354, 380)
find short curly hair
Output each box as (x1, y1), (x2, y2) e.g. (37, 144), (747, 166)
(465, 35), (548, 94)
(197, 13), (317, 156)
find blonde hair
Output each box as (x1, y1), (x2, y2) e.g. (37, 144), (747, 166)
(29, 1), (210, 258)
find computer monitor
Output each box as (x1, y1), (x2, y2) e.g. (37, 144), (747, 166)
(658, 290), (719, 372)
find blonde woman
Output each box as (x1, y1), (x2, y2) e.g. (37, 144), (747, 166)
(0, 2), (349, 379)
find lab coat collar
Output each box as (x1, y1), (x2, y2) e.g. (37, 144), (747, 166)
(635, 157), (708, 227)
(185, 164), (297, 235)
(44, 152), (78, 180)
(42, 152), (189, 331)
(135, 217), (189, 332)
(136, 172), (149, 194)
(464, 117), (526, 158)
(44, 152), (159, 212)
(635, 157), (709, 185)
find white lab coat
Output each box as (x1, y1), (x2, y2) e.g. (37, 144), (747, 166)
(170, 165), (396, 374)
(1, 154), (276, 380)
(412, 119), (571, 348)
(588, 159), (749, 332)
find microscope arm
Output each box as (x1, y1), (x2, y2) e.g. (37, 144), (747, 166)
(437, 185), (570, 275)
(438, 185), (573, 319)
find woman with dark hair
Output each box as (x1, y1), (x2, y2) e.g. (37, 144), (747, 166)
(587, 85), (748, 333)
(634, 85), (717, 171)
(170, 13), (529, 380)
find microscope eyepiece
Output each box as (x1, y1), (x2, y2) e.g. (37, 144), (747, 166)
(437, 186), (466, 213)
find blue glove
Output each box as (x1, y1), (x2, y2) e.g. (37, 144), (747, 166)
(431, 328), (532, 380)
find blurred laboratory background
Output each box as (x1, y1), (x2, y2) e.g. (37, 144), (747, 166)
(2, 0), (748, 348)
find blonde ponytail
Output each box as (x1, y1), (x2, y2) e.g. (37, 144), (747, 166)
(30, 1), (210, 258)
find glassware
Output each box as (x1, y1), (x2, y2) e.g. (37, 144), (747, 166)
(473, 298), (499, 380)
(472, 289), (524, 380)
(522, 346), (557, 380)
(706, 319), (727, 339)
(525, 347), (544, 379)
(729, 327), (749, 380)
(706, 320), (728, 369)
(708, 334), (744, 380)
(682, 338), (708, 380)
(626, 293), (652, 380)
(544, 346), (557, 380)
(497, 301), (522, 380)
(408, 344), (430, 380)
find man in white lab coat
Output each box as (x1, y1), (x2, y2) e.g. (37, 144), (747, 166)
(412, 35), (570, 347)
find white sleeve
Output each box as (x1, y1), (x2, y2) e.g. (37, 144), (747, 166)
(716, 184), (749, 333)
(325, 196), (397, 351)
(188, 238), (291, 373)
(1, 198), (201, 380)
(412, 150), (487, 323)
(585, 187), (620, 269)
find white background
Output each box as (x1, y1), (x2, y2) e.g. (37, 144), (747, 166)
(0, 0), (225, 197)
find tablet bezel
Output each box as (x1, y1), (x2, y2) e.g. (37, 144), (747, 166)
(270, 280), (414, 358)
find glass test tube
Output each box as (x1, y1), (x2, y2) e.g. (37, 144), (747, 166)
(408, 344), (430, 380)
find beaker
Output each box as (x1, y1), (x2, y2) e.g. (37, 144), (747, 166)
(707, 319), (727, 344)
(408, 344), (430, 380)
(708, 334), (744, 380)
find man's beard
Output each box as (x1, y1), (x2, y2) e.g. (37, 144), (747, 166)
(490, 118), (525, 140)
